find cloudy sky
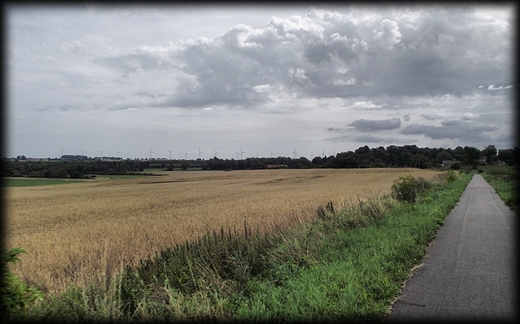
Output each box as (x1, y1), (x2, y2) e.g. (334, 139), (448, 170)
(6, 4), (516, 159)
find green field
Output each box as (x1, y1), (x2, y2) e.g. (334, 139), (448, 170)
(2, 178), (84, 187)
(2, 174), (163, 187)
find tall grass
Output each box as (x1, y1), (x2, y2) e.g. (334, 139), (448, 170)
(479, 166), (518, 212)
(13, 171), (473, 322)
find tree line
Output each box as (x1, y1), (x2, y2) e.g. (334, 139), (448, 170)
(3, 159), (151, 179)
(3, 145), (519, 178)
(202, 145), (518, 171)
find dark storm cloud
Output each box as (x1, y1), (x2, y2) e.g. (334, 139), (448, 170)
(400, 120), (497, 141)
(347, 117), (401, 132)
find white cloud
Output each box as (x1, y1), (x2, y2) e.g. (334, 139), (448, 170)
(253, 84), (271, 93)
(373, 19), (402, 48)
(350, 101), (383, 109)
(487, 84), (514, 91)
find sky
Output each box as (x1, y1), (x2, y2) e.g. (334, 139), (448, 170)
(5, 4), (517, 160)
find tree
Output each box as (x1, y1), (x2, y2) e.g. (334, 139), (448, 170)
(498, 149), (513, 164)
(482, 145), (497, 164)
(312, 156), (323, 166)
(514, 147), (520, 165)
(451, 162), (461, 170)
(181, 161), (190, 171)
(452, 146), (465, 161)
(435, 151), (452, 165)
(462, 146), (481, 166)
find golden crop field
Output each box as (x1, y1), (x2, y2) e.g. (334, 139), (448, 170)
(5, 168), (440, 295)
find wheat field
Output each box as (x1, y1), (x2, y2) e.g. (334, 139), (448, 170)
(5, 168), (440, 295)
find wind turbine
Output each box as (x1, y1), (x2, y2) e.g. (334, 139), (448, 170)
(198, 148), (204, 159)
(235, 152), (240, 159)
(81, 149), (84, 156)
(239, 149), (246, 160)
(270, 151), (274, 158)
(100, 150), (103, 157)
(117, 151), (121, 158)
(167, 149), (174, 160)
(148, 148), (154, 159)
(60, 149), (64, 157)
(322, 149), (326, 158)
(291, 148), (298, 159)
(310, 152), (314, 160)
(184, 150), (188, 160)
(214, 149), (219, 158)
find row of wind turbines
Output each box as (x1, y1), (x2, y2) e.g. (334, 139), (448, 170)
(145, 148), (330, 160)
(150, 148), (247, 160)
(62, 148), (332, 160)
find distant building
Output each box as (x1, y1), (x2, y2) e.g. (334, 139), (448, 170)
(440, 160), (457, 167)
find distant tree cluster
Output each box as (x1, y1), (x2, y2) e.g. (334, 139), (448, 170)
(3, 145), (518, 179)
(202, 156), (311, 171)
(2, 159), (149, 179)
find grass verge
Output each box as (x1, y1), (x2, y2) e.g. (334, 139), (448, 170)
(8, 172), (473, 322)
(479, 166), (518, 212)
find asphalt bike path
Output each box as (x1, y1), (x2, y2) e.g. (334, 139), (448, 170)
(385, 174), (517, 322)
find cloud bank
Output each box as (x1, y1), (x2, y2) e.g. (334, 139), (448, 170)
(107, 6), (511, 110)
(7, 5), (515, 158)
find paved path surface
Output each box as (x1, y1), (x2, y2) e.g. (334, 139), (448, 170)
(385, 174), (517, 322)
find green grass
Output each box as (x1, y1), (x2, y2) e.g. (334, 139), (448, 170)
(10, 172), (473, 322)
(479, 166), (518, 212)
(233, 174), (470, 322)
(2, 174), (161, 186)
(2, 178), (84, 187)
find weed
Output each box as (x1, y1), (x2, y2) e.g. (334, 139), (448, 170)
(1, 248), (45, 318)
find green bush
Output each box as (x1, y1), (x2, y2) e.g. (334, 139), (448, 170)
(451, 162), (461, 170)
(446, 170), (457, 183)
(391, 175), (418, 203)
(1, 248), (45, 318)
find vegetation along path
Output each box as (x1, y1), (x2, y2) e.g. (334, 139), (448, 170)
(386, 174), (517, 322)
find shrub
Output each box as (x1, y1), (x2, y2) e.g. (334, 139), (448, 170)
(451, 162), (461, 170)
(415, 177), (432, 191)
(446, 170), (457, 183)
(1, 248), (45, 318)
(391, 175), (418, 203)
